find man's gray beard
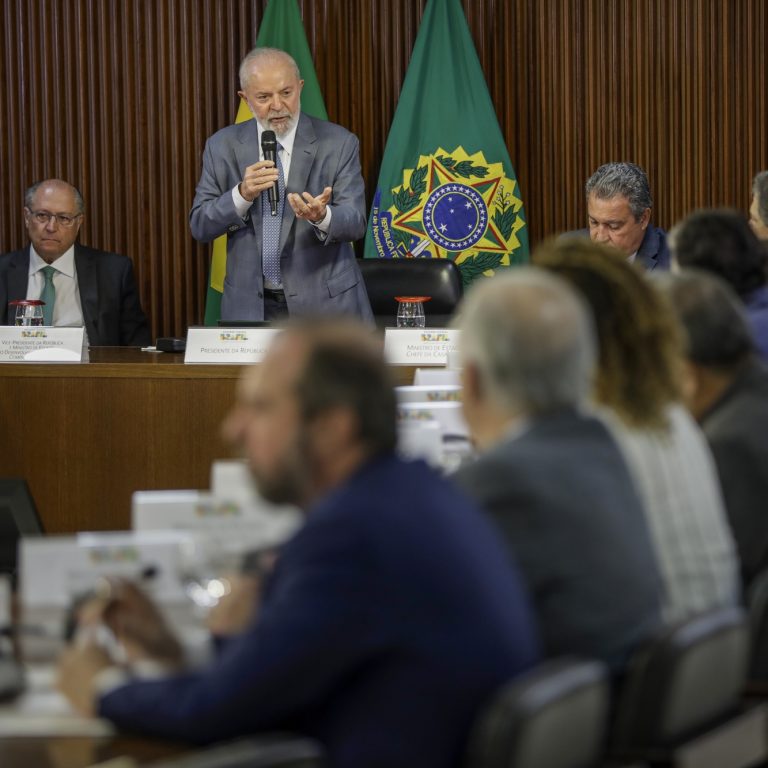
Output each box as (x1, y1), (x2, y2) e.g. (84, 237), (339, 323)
(265, 109), (299, 137)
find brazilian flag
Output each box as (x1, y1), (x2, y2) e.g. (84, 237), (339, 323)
(203, 0), (328, 325)
(364, 0), (528, 286)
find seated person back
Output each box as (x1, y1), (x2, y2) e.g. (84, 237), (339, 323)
(658, 269), (768, 591)
(535, 239), (739, 623)
(453, 269), (662, 671)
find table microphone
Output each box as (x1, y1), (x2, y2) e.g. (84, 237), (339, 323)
(261, 130), (279, 216)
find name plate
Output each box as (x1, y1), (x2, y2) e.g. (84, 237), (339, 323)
(185, 327), (278, 364)
(0, 326), (85, 362)
(384, 328), (461, 365)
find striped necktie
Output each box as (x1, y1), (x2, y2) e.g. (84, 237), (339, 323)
(40, 265), (56, 326)
(262, 143), (286, 287)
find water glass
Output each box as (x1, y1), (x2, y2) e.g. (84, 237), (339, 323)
(11, 300), (45, 326)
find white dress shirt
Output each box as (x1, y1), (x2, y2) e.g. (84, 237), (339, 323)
(27, 246), (85, 328)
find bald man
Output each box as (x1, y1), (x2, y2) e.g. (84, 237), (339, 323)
(0, 179), (150, 346)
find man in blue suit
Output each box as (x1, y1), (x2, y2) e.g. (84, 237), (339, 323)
(190, 48), (372, 322)
(565, 161), (670, 271)
(58, 320), (539, 768)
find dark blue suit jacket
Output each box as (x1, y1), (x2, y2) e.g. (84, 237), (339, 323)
(567, 223), (670, 271)
(0, 244), (150, 346)
(99, 455), (539, 768)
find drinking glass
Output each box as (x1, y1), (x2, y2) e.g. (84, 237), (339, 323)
(395, 296), (431, 328)
(11, 300), (45, 326)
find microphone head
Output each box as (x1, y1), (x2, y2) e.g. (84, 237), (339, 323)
(261, 130), (277, 153)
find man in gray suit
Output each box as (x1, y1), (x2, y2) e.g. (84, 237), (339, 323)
(453, 269), (662, 671)
(190, 47), (372, 322)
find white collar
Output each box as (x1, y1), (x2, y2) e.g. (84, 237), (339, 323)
(29, 245), (76, 277)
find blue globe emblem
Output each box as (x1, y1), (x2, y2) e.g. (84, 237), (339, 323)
(422, 183), (488, 250)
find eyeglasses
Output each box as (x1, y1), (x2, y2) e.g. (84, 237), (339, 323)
(26, 209), (82, 228)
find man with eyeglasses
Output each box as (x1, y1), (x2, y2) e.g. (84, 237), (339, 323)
(0, 179), (150, 346)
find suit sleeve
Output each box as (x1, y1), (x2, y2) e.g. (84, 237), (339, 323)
(189, 137), (250, 244)
(118, 258), (151, 346)
(323, 132), (367, 245)
(98, 515), (373, 744)
(708, 434), (768, 585)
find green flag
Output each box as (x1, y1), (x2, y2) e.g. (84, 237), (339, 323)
(364, 0), (528, 286)
(204, 0), (327, 325)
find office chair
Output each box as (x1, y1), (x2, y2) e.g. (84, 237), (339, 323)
(609, 605), (767, 768)
(466, 658), (609, 768)
(357, 257), (463, 327)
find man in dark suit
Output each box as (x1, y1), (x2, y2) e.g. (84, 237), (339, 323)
(190, 48), (372, 323)
(58, 320), (539, 768)
(453, 268), (662, 671)
(658, 269), (768, 590)
(0, 179), (150, 346)
(565, 161), (670, 271)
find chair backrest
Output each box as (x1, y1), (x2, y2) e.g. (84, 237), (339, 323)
(747, 569), (768, 680)
(147, 735), (324, 768)
(357, 258), (463, 327)
(466, 658), (609, 768)
(610, 605), (749, 752)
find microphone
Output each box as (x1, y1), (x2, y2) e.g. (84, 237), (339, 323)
(261, 130), (279, 216)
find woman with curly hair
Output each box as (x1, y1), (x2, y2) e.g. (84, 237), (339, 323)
(534, 237), (739, 623)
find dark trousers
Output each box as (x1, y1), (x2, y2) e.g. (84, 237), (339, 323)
(264, 289), (289, 321)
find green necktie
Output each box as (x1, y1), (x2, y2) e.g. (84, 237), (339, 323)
(40, 265), (56, 326)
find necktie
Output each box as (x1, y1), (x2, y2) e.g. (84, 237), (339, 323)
(262, 143), (286, 287)
(40, 265), (56, 326)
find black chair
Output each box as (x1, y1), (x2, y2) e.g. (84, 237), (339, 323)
(609, 606), (767, 767)
(147, 735), (324, 768)
(357, 257), (463, 327)
(466, 658), (609, 768)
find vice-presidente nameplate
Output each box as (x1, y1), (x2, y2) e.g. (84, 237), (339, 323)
(0, 326), (85, 362)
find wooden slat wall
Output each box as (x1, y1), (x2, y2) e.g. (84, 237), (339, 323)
(1, 0), (766, 339)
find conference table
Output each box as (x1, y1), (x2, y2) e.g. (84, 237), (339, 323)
(0, 734), (188, 767)
(0, 348), (418, 533)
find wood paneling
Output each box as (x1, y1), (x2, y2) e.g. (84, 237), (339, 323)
(0, 349), (422, 533)
(1, 0), (766, 340)
(0, 350), (241, 532)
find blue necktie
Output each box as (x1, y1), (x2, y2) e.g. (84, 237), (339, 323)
(262, 143), (286, 287)
(40, 265), (56, 326)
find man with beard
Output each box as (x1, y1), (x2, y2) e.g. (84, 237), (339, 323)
(57, 320), (539, 768)
(190, 47), (372, 322)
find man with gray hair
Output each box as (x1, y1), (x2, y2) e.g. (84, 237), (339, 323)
(190, 47), (371, 322)
(572, 161), (670, 270)
(0, 178), (150, 345)
(750, 171), (768, 242)
(453, 269), (662, 671)
(656, 269), (768, 590)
